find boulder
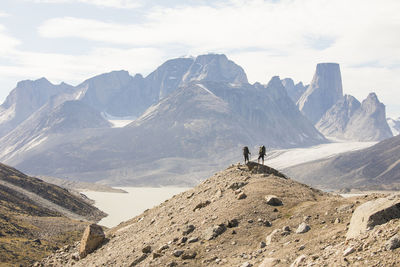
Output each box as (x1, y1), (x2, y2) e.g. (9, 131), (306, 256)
(386, 234), (400, 250)
(265, 195), (283, 206)
(346, 194), (400, 239)
(237, 192), (247, 200)
(295, 222), (310, 234)
(343, 246), (355, 256)
(290, 254), (306, 267)
(181, 250), (197, 260)
(259, 257), (280, 267)
(182, 224), (195, 235)
(203, 224), (226, 240)
(79, 224), (105, 258)
(266, 229), (281, 245)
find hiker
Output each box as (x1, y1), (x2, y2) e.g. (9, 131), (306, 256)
(258, 145), (266, 165)
(243, 146), (251, 164)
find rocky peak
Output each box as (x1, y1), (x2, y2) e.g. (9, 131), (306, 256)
(342, 93), (392, 141)
(145, 57), (194, 100)
(297, 63), (343, 124)
(315, 94), (361, 137)
(182, 54), (248, 84)
(281, 78), (308, 104)
(361, 92), (381, 113)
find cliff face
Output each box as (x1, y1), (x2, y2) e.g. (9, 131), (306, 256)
(343, 93), (393, 141)
(297, 63), (343, 124)
(316, 94), (361, 137)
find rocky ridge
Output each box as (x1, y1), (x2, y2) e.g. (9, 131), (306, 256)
(316, 93), (392, 141)
(0, 163), (106, 266)
(37, 162), (400, 266)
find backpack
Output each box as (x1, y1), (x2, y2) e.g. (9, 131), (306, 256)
(243, 146), (249, 154)
(259, 146), (266, 155)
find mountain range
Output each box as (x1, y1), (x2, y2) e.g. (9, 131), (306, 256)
(0, 54), (327, 185)
(0, 53), (394, 186)
(283, 63), (393, 142)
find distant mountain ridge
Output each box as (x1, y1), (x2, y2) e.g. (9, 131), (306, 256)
(290, 62), (392, 141)
(0, 54), (326, 186)
(284, 134), (400, 190)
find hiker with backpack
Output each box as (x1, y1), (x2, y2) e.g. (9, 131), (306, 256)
(243, 146), (251, 164)
(258, 145), (266, 165)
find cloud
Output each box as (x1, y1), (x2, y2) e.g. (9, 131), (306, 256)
(2, 0), (400, 116)
(0, 11), (9, 17)
(0, 25), (20, 52)
(0, 47), (164, 85)
(25, 0), (142, 9)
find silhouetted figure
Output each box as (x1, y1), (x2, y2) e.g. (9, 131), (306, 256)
(243, 146), (251, 164)
(258, 145), (266, 165)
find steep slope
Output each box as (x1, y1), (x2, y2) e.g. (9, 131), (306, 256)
(0, 163), (106, 266)
(284, 134), (400, 190)
(145, 57), (194, 100)
(281, 78), (307, 103)
(297, 63), (343, 124)
(0, 99), (111, 162)
(182, 54), (248, 84)
(316, 94), (361, 137)
(4, 76), (325, 186)
(0, 78), (72, 137)
(76, 70), (151, 117)
(343, 93), (392, 141)
(387, 117), (400, 136)
(38, 163), (400, 267)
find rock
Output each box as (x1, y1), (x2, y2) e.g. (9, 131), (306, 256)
(295, 222), (311, 234)
(193, 200), (211, 211)
(237, 192), (247, 200)
(180, 237), (188, 243)
(71, 253), (79, 261)
(290, 254), (306, 267)
(337, 204), (354, 213)
(386, 234), (400, 250)
(259, 257), (280, 267)
(203, 224), (226, 240)
(265, 195), (283, 206)
(282, 226), (291, 232)
(181, 250), (197, 260)
(129, 253), (148, 266)
(79, 224), (105, 258)
(142, 245), (152, 254)
(227, 219), (239, 228)
(152, 252), (161, 259)
(260, 241), (266, 248)
(188, 237), (199, 243)
(173, 250), (184, 257)
(240, 262), (252, 267)
(334, 218), (341, 224)
(266, 229), (281, 245)
(346, 194), (400, 239)
(229, 182), (248, 190)
(263, 221), (272, 227)
(343, 246), (355, 256)
(182, 224), (195, 235)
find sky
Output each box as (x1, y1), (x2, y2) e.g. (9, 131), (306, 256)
(0, 0), (399, 117)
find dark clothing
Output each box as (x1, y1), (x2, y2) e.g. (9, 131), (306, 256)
(243, 146), (251, 164)
(258, 145), (266, 165)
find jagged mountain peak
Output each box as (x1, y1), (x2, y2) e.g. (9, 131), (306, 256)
(297, 62), (343, 124)
(182, 53), (248, 84)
